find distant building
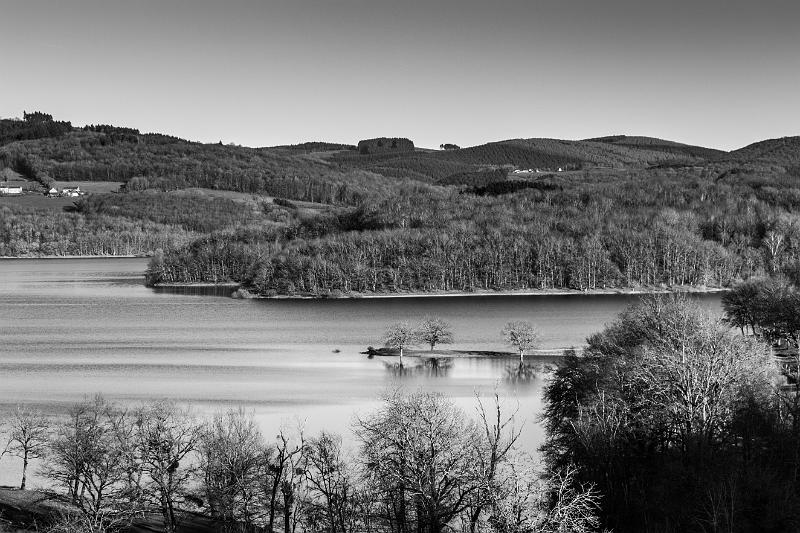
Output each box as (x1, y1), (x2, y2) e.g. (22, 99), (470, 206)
(0, 185), (23, 195)
(48, 187), (60, 197)
(61, 187), (83, 197)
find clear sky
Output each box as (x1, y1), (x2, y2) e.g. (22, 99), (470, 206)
(1, 0), (797, 150)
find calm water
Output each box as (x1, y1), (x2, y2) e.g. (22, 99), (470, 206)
(0, 258), (723, 487)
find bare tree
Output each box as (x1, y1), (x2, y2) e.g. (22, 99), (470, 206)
(384, 322), (416, 367)
(501, 321), (540, 365)
(8, 405), (49, 490)
(197, 408), (265, 529)
(466, 393), (521, 533)
(134, 401), (201, 533)
(262, 426), (306, 533)
(304, 431), (363, 533)
(415, 316), (454, 351)
(43, 396), (142, 532)
(537, 466), (601, 533)
(356, 390), (482, 533)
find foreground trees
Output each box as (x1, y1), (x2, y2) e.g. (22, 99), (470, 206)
(7, 407), (48, 490)
(44, 396), (142, 532)
(134, 401), (200, 533)
(542, 295), (799, 532)
(0, 390), (602, 533)
(356, 391), (480, 533)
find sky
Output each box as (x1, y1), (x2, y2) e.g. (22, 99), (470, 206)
(0, 0), (798, 150)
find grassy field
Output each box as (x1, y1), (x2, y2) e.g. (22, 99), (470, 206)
(0, 193), (77, 211)
(52, 181), (122, 193)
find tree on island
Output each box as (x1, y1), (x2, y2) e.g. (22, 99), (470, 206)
(384, 321), (416, 367)
(502, 321), (540, 365)
(7, 406), (49, 490)
(416, 316), (454, 351)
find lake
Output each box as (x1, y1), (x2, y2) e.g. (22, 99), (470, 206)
(0, 257), (723, 487)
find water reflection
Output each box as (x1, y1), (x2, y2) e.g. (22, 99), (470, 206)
(152, 285), (238, 297)
(504, 363), (537, 383)
(383, 357), (454, 378)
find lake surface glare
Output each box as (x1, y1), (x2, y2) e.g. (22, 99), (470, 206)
(0, 258), (722, 486)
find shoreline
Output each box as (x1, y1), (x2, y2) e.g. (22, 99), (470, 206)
(158, 285), (729, 299)
(364, 348), (584, 358)
(151, 283), (730, 298)
(0, 254), (146, 259)
(351, 286), (729, 299)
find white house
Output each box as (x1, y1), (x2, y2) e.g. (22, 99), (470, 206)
(48, 188), (60, 197)
(61, 187), (84, 197)
(0, 185), (23, 195)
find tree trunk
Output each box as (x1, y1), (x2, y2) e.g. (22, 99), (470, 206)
(20, 451), (28, 490)
(399, 346), (404, 368)
(469, 507), (482, 533)
(519, 349), (525, 366)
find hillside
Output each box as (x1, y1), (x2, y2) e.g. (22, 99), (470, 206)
(585, 135), (726, 160)
(329, 136), (725, 182)
(0, 122), (403, 205)
(718, 136), (800, 168)
(1, 113), (733, 194)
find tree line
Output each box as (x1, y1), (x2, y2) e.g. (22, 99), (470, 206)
(0, 392), (599, 533)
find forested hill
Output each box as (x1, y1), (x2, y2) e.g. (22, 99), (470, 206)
(584, 135), (726, 160)
(1, 113), (726, 198)
(718, 136), (800, 167)
(2, 111), (800, 298)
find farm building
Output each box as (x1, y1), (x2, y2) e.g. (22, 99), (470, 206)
(61, 187), (84, 197)
(0, 185), (23, 195)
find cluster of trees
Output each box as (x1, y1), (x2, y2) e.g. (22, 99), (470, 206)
(0, 205), (198, 257)
(541, 295), (800, 532)
(382, 317), (455, 366)
(0, 112), (72, 145)
(380, 318), (540, 367)
(0, 393), (600, 533)
(436, 169), (509, 187)
(721, 277), (800, 339)
(73, 192), (267, 233)
(356, 138), (414, 155)
(468, 179), (560, 197)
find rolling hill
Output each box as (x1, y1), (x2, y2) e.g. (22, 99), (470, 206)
(2, 111), (797, 202)
(718, 136), (800, 168)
